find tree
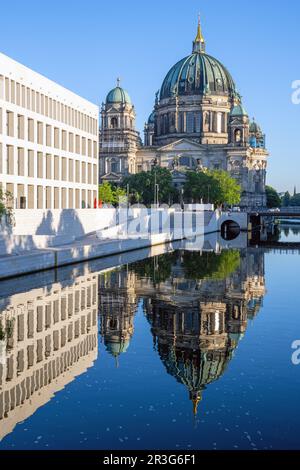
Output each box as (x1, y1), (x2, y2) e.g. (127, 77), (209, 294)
(184, 170), (241, 206)
(0, 189), (14, 225)
(183, 250), (241, 281)
(290, 193), (300, 206)
(266, 186), (281, 208)
(282, 191), (291, 207)
(98, 181), (115, 205)
(114, 187), (127, 205)
(122, 168), (175, 206)
(209, 169), (241, 206)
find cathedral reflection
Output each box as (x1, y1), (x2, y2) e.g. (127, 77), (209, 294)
(99, 269), (138, 366)
(0, 246), (266, 441)
(131, 249), (265, 415)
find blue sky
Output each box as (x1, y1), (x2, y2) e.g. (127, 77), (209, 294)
(0, 0), (299, 191)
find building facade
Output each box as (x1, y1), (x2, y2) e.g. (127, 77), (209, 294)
(0, 52), (99, 211)
(99, 20), (268, 208)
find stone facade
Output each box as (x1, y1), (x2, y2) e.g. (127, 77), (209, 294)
(99, 20), (268, 208)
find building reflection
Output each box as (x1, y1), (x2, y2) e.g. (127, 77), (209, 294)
(0, 244), (266, 441)
(130, 249), (265, 415)
(99, 269), (138, 366)
(0, 273), (98, 441)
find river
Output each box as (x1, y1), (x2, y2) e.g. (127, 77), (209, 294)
(0, 227), (300, 450)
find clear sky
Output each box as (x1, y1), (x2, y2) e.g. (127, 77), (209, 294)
(0, 0), (299, 192)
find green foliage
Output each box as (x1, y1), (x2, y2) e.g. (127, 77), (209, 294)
(0, 189), (14, 225)
(99, 181), (115, 205)
(290, 193), (300, 206)
(282, 191), (291, 207)
(122, 168), (176, 206)
(98, 182), (127, 206)
(130, 253), (178, 285)
(183, 170), (241, 206)
(266, 186), (282, 208)
(183, 250), (241, 281)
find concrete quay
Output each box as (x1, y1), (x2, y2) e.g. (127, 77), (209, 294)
(0, 233), (175, 280)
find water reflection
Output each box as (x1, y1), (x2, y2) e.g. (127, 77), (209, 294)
(0, 273), (98, 441)
(128, 249), (265, 416)
(0, 237), (266, 445)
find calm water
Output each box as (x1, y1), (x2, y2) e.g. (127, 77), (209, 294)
(0, 228), (300, 450)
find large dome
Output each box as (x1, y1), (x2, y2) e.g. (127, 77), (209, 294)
(160, 52), (236, 100)
(160, 20), (236, 100)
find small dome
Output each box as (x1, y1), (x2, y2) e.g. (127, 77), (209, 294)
(231, 104), (248, 117)
(249, 119), (261, 134)
(148, 111), (155, 124)
(105, 339), (130, 356)
(106, 86), (132, 105)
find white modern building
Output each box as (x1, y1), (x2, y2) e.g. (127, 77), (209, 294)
(0, 52), (99, 211)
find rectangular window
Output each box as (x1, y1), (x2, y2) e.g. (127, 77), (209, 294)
(88, 139), (92, 158)
(69, 133), (74, 152)
(61, 188), (67, 209)
(17, 115), (24, 139)
(75, 135), (80, 154)
(75, 189), (80, 209)
(17, 184), (25, 209)
(28, 185), (34, 208)
(37, 186), (43, 209)
(54, 155), (60, 180)
(6, 111), (14, 137)
(54, 187), (60, 209)
(16, 83), (20, 105)
(10, 80), (15, 103)
(28, 150), (34, 177)
(88, 163), (92, 185)
(62, 130), (67, 151)
(68, 188), (74, 208)
(37, 122), (43, 145)
(93, 141), (97, 159)
(46, 125), (52, 146)
(28, 118), (34, 142)
(37, 152), (43, 178)
(6, 145), (14, 174)
(68, 159), (74, 182)
(17, 148), (25, 176)
(54, 128), (59, 148)
(61, 157), (67, 181)
(93, 164), (97, 185)
(75, 160), (80, 183)
(81, 137), (86, 156)
(81, 162), (86, 183)
(46, 154), (52, 179)
(46, 186), (52, 209)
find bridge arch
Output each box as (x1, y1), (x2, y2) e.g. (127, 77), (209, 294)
(221, 220), (241, 241)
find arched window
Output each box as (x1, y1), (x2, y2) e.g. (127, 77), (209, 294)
(235, 129), (242, 143)
(111, 117), (118, 129)
(111, 158), (119, 173)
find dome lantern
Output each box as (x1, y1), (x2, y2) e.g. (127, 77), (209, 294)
(193, 15), (206, 53)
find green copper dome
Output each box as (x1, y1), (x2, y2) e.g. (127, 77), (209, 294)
(160, 20), (236, 100)
(160, 52), (236, 100)
(231, 104), (248, 117)
(106, 86), (132, 105)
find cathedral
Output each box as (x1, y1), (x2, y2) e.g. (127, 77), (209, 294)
(99, 19), (268, 208)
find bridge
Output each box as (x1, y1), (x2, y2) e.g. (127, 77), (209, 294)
(249, 207), (300, 218)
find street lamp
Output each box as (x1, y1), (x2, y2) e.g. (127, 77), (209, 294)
(207, 185), (211, 204)
(152, 158), (158, 207)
